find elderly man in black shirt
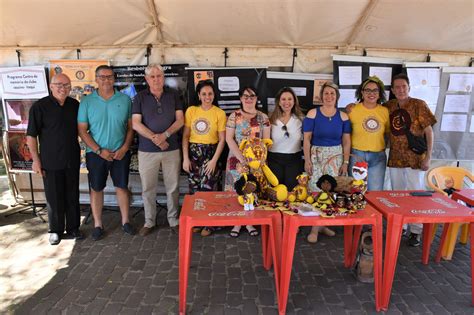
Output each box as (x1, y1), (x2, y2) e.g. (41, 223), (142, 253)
(27, 73), (83, 245)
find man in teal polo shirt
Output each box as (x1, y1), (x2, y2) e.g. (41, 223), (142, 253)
(78, 65), (135, 240)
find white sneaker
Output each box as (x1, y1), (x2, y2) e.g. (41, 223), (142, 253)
(49, 233), (60, 245)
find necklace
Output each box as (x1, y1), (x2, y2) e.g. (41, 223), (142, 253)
(321, 107), (336, 121)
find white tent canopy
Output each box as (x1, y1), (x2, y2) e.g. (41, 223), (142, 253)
(0, 0), (473, 72)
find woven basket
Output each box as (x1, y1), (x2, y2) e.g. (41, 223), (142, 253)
(322, 153), (366, 193)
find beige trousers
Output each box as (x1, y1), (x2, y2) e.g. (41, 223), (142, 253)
(138, 150), (181, 227)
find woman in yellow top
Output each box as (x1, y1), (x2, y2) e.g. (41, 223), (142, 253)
(183, 79), (226, 236)
(348, 76), (389, 191)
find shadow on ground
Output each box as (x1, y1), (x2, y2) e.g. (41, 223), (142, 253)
(1, 205), (474, 314)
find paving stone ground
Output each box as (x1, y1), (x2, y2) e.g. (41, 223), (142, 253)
(1, 188), (474, 314)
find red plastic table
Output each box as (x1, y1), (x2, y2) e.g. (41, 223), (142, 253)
(365, 190), (474, 310)
(452, 189), (474, 206)
(278, 205), (384, 314)
(178, 192), (282, 314)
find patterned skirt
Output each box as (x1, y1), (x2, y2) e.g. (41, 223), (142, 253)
(188, 143), (221, 193)
(308, 145), (343, 193)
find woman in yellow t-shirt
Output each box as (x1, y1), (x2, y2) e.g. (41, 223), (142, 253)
(182, 80), (226, 236)
(348, 76), (389, 191)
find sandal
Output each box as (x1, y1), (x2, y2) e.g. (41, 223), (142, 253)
(320, 226), (336, 237)
(246, 225), (259, 237)
(229, 226), (241, 238)
(201, 227), (214, 237)
(307, 226), (319, 243)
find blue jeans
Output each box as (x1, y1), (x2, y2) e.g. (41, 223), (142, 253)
(350, 149), (386, 191)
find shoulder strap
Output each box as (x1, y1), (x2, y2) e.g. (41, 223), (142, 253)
(397, 102), (409, 131)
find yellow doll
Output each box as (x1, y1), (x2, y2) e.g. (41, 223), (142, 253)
(312, 175), (337, 210)
(239, 138), (288, 201)
(234, 173), (260, 210)
(288, 173), (314, 203)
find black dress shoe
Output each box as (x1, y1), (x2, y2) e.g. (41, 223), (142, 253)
(92, 227), (104, 241)
(69, 229), (85, 240)
(122, 223), (136, 235)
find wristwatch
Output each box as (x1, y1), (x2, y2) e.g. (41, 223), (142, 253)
(165, 131), (170, 138)
(95, 147), (102, 155)
(343, 160), (349, 164)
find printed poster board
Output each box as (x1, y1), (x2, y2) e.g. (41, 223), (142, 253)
(332, 55), (404, 108)
(186, 67), (267, 114)
(49, 59), (107, 101)
(6, 131), (33, 172)
(267, 71), (333, 113)
(113, 64), (189, 173)
(0, 66), (49, 131)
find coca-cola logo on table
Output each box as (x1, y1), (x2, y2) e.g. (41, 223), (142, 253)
(208, 211), (247, 217)
(410, 209), (446, 215)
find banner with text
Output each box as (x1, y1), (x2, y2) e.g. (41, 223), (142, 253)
(0, 66), (49, 132)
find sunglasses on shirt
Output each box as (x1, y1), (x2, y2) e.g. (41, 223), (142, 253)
(154, 95), (163, 114)
(282, 125), (290, 138)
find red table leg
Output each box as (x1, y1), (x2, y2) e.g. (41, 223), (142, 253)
(422, 223), (435, 264)
(470, 223), (474, 305)
(381, 214), (404, 310)
(373, 214), (383, 311)
(261, 224), (271, 270)
(264, 212), (283, 271)
(344, 226), (354, 268)
(278, 216), (299, 315)
(268, 220), (280, 302)
(179, 217), (193, 315)
(351, 225), (363, 267)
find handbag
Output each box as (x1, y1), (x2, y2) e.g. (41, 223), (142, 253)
(397, 103), (427, 155)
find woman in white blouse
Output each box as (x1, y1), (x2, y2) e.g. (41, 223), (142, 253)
(268, 87), (304, 191)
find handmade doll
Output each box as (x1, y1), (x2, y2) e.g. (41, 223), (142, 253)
(335, 194), (347, 209)
(313, 174), (337, 210)
(351, 161), (368, 194)
(351, 191), (367, 210)
(234, 172), (260, 210)
(239, 138), (288, 201)
(288, 173), (314, 203)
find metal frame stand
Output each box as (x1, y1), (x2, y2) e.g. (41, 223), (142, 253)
(5, 172), (46, 222)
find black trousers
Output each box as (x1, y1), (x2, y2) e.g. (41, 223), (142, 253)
(267, 151), (304, 191)
(43, 167), (80, 234)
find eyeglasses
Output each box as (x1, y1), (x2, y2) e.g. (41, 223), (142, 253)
(242, 94), (257, 100)
(282, 125), (290, 138)
(97, 75), (115, 81)
(154, 95), (163, 114)
(51, 83), (71, 89)
(363, 88), (379, 94)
